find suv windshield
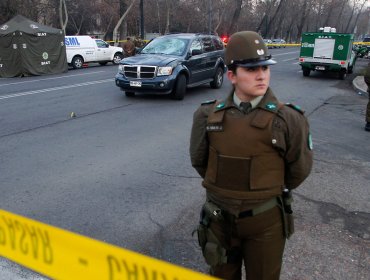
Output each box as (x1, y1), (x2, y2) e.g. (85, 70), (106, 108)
(141, 37), (189, 56)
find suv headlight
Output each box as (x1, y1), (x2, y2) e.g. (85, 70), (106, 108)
(118, 65), (124, 73)
(157, 66), (173, 76)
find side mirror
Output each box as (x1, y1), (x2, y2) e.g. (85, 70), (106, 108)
(191, 49), (202, 56)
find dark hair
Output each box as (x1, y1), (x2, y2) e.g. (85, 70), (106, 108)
(227, 65), (237, 74)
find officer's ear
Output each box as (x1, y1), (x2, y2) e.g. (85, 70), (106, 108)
(227, 69), (237, 84)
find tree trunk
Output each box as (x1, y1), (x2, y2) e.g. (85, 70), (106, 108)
(256, 0), (277, 37)
(335, 0), (349, 30)
(214, 8), (226, 35)
(344, 0), (357, 33)
(59, 0), (68, 34)
(113, 0), (137, 46)
(351, 0), (367, 33)
(156, 0), (161, 34)
(323, 0), (336, 27)
(165, 0), (170, 34)
(296, 0), (309, 41)
(267, 0), (287, 38)
(227, 0), (243, 34)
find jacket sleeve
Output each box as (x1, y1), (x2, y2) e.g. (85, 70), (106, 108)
(189, 106), (210, 178)
(365, 62), (370, 91)
(275, 107), (313, 189)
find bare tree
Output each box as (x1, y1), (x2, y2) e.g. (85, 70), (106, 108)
(113, 0), (137, 45)
(227, 0), (243, 34)
(59, 0), (68, 34)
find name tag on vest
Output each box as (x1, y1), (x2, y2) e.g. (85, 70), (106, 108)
(206, 123), (223, 132)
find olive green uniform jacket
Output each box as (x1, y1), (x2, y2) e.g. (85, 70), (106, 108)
(190, 89), (313, 215)
(363, 63), (370, 123)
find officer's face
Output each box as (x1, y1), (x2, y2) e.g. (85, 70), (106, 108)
(227, 65), (270, 101)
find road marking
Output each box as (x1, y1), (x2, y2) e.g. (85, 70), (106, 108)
(283, 58), (298, 62)
(0, 79), (113, 100)
(0, 71), (107, 87)
(272, 51), (299, 57)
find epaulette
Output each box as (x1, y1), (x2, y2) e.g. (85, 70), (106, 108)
(201, 99), (217, 106)
(285, 103), (304, 114)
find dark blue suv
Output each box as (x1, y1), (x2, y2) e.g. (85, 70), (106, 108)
(115, 33), (225, 100)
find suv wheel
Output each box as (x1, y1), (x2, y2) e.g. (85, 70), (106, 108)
(170, 74), (186, 100)
(302, 68), (310, 77)
(210, 67), (224, 89)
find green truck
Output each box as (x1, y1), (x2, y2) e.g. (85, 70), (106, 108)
(299, 28), (356, 79)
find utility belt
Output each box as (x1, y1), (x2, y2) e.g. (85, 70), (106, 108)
(195, 193), (294, 266)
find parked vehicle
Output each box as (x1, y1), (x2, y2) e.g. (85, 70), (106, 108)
(299, 27), (356, 80)
(362, 37), (370, 52)
(271, 39), (286, 48)
(263, 39), (273, 48)
(353, 44), (369, 58)
(115, 33), (226, 100)
(65, 36), (124, 69)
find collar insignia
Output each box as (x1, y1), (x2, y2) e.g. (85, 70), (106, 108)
(216, 102), (225, 109)
(265, 103), (277, 110)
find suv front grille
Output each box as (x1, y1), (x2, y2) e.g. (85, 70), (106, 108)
(123, 65), (157, 79)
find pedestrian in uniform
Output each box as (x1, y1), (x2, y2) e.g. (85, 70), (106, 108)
(123, 37), (135, 57)
(190, 31), (313, 280)
(363, 63), (370, 131)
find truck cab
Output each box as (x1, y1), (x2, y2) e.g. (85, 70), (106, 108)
(299, 27), (356, 80)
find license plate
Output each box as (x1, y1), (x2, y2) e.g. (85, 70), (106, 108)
(315, 66), (325, 70)
(130, 81), (142, 87)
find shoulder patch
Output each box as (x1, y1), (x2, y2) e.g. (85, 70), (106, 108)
(201, 100), (217, 106)
(285, 103), (304, 114)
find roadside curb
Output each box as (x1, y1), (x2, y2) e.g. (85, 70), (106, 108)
(352, 76), (369, 97)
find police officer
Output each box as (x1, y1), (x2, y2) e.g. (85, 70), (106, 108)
(123, 37), (135, 57)
(190, 31), (313, 280)
(363, 63), (370, 132)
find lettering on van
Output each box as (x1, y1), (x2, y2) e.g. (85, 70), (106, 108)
(301, 42), (314, 48)
(318, 35), (332, 39)
(65, 37), (80, 46)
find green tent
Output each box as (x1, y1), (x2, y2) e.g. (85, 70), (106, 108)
(0, 15), (67, 78)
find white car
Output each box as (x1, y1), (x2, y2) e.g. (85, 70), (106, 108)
(65, 36), (124, 69)
(271, 39), (286, 48)
(263, 39), (272, 48)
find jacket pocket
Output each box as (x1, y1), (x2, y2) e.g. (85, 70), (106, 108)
(250, 153), (284, 190)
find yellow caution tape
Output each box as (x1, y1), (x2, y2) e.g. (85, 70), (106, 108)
(0, 209), (217, 280)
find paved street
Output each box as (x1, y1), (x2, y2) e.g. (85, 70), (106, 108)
(0, 48), (369, 279)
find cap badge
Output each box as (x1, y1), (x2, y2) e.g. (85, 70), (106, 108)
(255, 40), (260, 44)
(257, 49), (265, 55)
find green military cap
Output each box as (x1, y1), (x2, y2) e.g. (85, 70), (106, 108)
(225, 31), (276, 67)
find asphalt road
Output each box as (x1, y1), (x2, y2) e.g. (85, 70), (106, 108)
(0, 48), (369, 279)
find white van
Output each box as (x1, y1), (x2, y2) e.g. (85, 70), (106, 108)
(65, 36), (124, 69)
